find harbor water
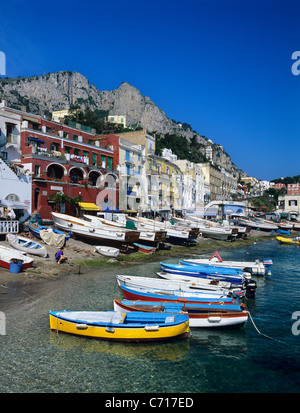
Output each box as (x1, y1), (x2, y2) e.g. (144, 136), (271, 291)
(0, 239), (300, 393)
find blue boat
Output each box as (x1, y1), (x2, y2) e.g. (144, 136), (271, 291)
(28, 222), (71, 241)
(119, 284), (240, 305)
(178, 261), (244, 275)
(160, 262), (245, 284)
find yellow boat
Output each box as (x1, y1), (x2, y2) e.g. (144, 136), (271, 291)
(276, 236), (300, 245)
(49, 310), (189, 342)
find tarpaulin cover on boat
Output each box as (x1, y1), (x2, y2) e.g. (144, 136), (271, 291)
(40, 230), (66, 247)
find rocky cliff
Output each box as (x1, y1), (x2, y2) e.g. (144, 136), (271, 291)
(0, 71), (245, 177)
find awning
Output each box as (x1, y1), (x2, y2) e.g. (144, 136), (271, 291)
(23, 116), (40, 124)
(78, 202), (99, 211)
(28, 136), (45, 144)
(0, 199), (29, 209)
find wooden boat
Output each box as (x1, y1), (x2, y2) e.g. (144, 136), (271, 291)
(180, 251), (272, 275)
(276, 236), (300, 245)
(49, 310), (189, 342)
(94, 246), (120, 257)
(127, 216), (197, 244)
(84, 214), (167, 246)
(238, 217), (278, 232)
(133, 243), (157, 254)
(28, 222), (71, 241)
(157, 271), (256, 299)
(114, 299), (249, 329)
(116, 274), (244, 297)
(160, 262), (246, 284)
(51, 212), (140, 247)
(6, 234), (47, 257)
(184, 216), (240, 241)
(156, 271), (241, 291)
(0, 244), (34, 270)
(119, 283), (239, 304)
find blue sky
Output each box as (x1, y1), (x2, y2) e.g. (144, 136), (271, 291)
(1, 0), (299, 181)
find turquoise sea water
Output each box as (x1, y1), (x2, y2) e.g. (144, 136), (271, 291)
(0, 239), (300, 394)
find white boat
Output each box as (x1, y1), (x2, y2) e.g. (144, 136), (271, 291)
(94, 246), (120, 258)
(187, 216), (240, 241)
(116, 274), (244, 296)
(180, 251), (272, 275)
(0, 244), (34, 270)
(237, 217), (278, 232)
(51, 212), (140, 247)
(6, 234), (48, 257)
(84, 214), (167, 245)
(127, 216), (198, 244)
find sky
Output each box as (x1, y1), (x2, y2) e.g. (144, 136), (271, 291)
(0, 0), (299, 181)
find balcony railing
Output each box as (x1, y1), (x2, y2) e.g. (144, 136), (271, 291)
(0, 220), (19, 234)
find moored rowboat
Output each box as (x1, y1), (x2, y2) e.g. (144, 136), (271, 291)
(180, 251), (272, 275)
(113, 299), (248, 329)
(119, 283), (239, 305)
(49, 310), (189, 342)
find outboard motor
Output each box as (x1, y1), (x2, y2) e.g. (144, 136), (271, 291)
(245, 278), (257, 298)
(263, 259), (273, 275)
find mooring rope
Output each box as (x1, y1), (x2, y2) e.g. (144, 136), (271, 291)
(247, 309), (287, 345)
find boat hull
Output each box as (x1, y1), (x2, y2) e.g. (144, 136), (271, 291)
(49, 311), (189, 342)
(114, 299), (248, 329)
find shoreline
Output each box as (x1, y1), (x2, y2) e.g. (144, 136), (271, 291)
(0, 229), (280, 288)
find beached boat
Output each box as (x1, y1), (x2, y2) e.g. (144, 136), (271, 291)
(119, 283), (238, 304)
(276, 236), (300, 245)
(133, 243), (157, 254)
(126, 216), (198, 244)
(0, 244), (34, 270)
(113, 299), (248, 329)
(184, 216), (241, 240)
(199, 226), (237, 241)
(6, 234), (47, 257)
(237, 217), (278, 232)
(83, 214), (167, 246)
(28, 222), (71, 241)
(94, 246), (120, 257)
(116, 274), (244, 297)
(180, 251), (273, 275)
(51, 212), (140, 247)
(160, 262), (246, 284)
(49, 310), (189, 342)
